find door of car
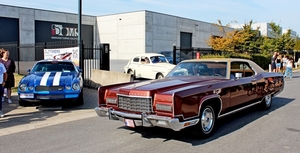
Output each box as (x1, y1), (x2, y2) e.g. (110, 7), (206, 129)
(135, 56), (153, 79)
(229, 62), (257, 107)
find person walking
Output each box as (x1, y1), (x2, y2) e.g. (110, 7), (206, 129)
(0, 49), (16, 104)
(0, 60), (7, 117)
(284, 56), (294, 79)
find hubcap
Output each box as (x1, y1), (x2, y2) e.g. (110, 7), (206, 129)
(201, 107), (214, 132)
(265, 94), (271, 106)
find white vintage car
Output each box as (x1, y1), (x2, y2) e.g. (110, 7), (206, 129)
(124, 53), (176, 79)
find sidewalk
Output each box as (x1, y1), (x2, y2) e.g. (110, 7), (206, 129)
(0, 88), (98, 136)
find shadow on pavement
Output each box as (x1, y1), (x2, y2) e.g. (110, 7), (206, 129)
(119, 96), (294, 146)
(0, 88), (98, 130)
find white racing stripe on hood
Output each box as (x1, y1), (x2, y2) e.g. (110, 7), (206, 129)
(40, 72), (51, 86)
(53, 72), (62, 86)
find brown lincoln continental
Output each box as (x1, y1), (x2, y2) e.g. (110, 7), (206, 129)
(95, 58), (284, 138)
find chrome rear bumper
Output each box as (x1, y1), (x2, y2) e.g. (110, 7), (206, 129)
(95, 107), (199, 131)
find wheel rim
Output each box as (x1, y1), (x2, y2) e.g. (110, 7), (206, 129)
(265, 94), (271, 107)
(201, 107), (214, 133)
(157, 75), (163, 79)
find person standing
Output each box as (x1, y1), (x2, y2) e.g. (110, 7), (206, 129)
(0, 59), (7, 117)
(282, 55), (288, 74)
(275, 53), (282, 73)
(284, 56), (294, 79)
(0, 49), (16, 104)
(271, 51), (277, 72)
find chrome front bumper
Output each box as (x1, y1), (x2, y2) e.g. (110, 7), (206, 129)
(95, 107), (199, 131)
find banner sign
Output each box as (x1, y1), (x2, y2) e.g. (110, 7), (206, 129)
(44, 47), (79, 66)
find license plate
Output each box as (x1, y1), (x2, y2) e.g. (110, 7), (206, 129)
(124, 119), (135, 128)
(20, 93), (34, 98)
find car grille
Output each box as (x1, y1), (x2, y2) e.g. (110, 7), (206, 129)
(36, 95), (64, 99)
(35, 86), (64, 91)
(118, 95), (153, 113)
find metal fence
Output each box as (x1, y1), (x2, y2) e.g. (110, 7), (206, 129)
(172, 45), (216, 64)
(0, 41), (108, 84)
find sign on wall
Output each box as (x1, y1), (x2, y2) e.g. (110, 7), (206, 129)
(44, 47), (79, 66)
(35, 21), (93, 45)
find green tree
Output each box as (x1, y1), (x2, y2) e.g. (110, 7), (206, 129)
(294, 37), (300, 51)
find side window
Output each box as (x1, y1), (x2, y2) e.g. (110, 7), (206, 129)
(133, 57), (140, 62)
(231, 62), (254, 78)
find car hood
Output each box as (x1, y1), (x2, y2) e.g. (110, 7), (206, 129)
(20, 72), (77, 86)
(115, 76), (227, 95)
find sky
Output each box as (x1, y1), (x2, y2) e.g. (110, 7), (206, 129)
(0, 0), (299, 34)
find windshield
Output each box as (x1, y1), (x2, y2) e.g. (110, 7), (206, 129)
(166, 61), (228, 78)
(31, 61), (77, 73)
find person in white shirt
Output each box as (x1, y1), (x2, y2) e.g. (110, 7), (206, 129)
(0, 62), (7, 118)
(282, 55), (288, 74)
(284, 56), (293, 79)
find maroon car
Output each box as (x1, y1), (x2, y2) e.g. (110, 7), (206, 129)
(95, 58), (284, 138)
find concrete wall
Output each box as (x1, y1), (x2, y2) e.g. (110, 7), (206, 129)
(98, 10), (228, 60)
(96, 11), (146, 60)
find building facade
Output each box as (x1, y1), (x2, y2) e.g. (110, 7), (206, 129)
(0, 4), (229, 60)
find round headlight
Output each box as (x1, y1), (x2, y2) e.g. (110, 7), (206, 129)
(72, 83), (80, 90)
(19, 84), (27, 92)
(66, 86), (71, 90)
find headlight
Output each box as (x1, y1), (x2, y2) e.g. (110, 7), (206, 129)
(19, 84), (27, 92)
(156, 104), (172, 112)
(72, 83), (80, 90)
(106, 98), (117, 104)
(28, 86), (34, 90)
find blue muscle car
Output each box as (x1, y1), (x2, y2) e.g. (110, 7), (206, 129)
(17, 60), (84, 106)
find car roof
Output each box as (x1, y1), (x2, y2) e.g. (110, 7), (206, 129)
(133, 53), (165, 57)
(37, 59), (73, 63)
(181, 58), (265, 73)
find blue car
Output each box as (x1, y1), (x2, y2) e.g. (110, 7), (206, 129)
(158, 51), (189, 64)
(17, 60), (84, 106)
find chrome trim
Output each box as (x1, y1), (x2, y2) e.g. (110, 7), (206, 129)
(218, 100), (262, 118)
(94, 107), (199, 131)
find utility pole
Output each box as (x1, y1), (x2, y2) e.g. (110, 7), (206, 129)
(78, 0), (82, 69)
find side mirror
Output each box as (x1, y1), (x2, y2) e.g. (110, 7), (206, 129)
(27, 69), (31, 73)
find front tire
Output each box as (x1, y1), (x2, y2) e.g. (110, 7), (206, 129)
(195, 105), (216, 138)
(128, 70), (135, 79)
(261, 94), (272, 110)
(19, 99), (29, 107)
(75, 90), (84, 106)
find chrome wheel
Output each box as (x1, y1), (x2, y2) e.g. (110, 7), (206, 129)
(261, 94), (272, 109)
(201, 106), (215, 134)
(264, 94), (271, 107)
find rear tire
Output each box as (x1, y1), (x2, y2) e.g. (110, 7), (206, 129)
(156, 73), (164, 79)
(261, 94), (272, 110)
